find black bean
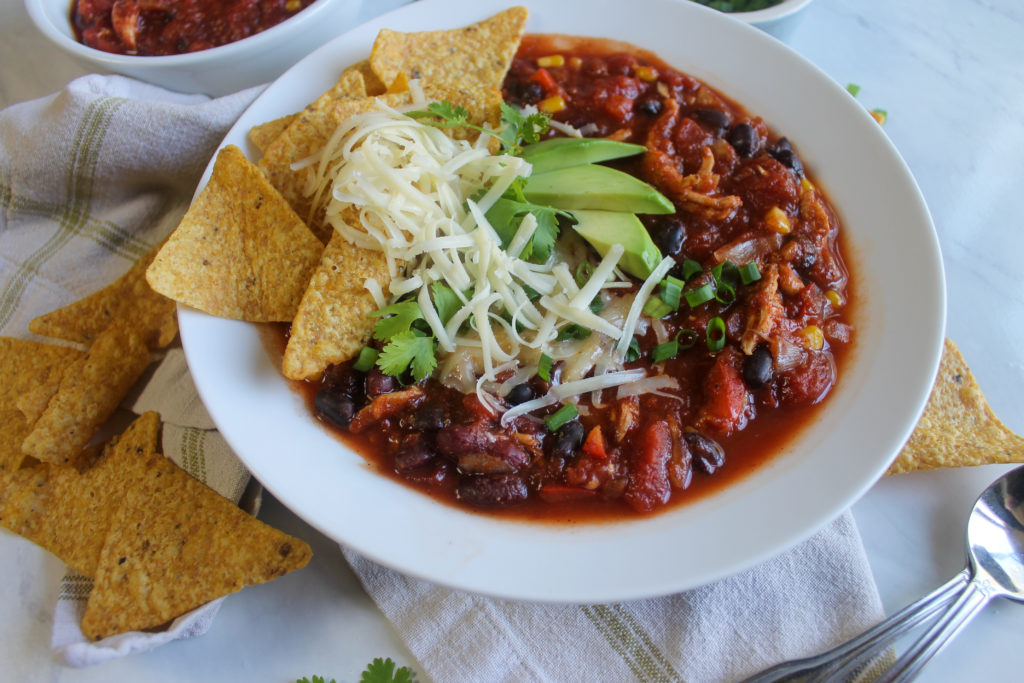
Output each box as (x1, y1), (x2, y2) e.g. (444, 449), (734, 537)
(505, 383), (534, 406)
(638, 96), (663, 117)
(743, 345), (774, 389)
(727, 122), (759, 157)
(548, 419), (585, 459)
(771, 137), (793, 154)
(314, 390), (356, 430)
(684, 432), (726, 475)
(403, 404), (449, 431)
(516, 80), (544, 105)
(770, 139), (804, 177)
(456, 474), (529, 507)
(694, 107), (731, 132)
(657, 220), (687, 257)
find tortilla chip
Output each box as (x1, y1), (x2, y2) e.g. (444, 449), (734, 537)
(0, 410), (30, 484)
(0, 412), (161, 577)
(21, 323), (151, 466)
(146, 145), (324, 322)
(28, 243), (177, 351)
(282, 232), (390, 380)
(369, 7), (527, 131)
(0, 337), (82, 416)
(248, 114), (297, 153)
(257, 81), (412, 240)
(888, 338), (1024, 474)
(80, 449), (312, 640)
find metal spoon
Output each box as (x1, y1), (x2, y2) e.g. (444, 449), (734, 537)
(743, 465), (1024, 683)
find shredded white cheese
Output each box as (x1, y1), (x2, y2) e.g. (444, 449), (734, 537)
(309, 100), (670, 417)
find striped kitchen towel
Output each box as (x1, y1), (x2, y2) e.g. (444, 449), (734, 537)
(0, 74), (261, 666)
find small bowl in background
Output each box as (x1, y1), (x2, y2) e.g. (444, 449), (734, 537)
(698, 0), (814, 42)
(24, 0), (362, 96)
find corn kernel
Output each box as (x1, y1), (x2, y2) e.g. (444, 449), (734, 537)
(870, 109), (888, 125)
(285, 0), (301, 10)
(826, 290), (845, 308)
(537, 55), (565, 68)
(538, 95), (567, 113)
(800, 177), (815, 193)
(569, 57), (583, 69)
(765, 206), (791, 235)
(799, 325), (825, 351)
(635, 66), (659, 82)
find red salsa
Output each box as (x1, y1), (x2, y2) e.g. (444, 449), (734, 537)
(71, 0), (316, 56)
(303, 35), (854, 519)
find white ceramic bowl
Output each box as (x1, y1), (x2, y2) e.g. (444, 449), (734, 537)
(179, 0), (944, 603)
(24, 0), (361, 96)
(716, 0), (815, 42)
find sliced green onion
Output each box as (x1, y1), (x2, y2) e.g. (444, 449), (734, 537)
(739, 262), (761, 285)
(545, 403), (579, 431)
(684, 283), (716, 307)
(714, 280), (736, 306)
(846, 83), (861, 97)
(681, 259), (702, 281)
(538, 353), (554, 381)
(353, 346), (379, 372)
(661, 277), (683, 310)
(711, 260), (739, 289)
(589, 295), (605, 314)
(706, 316), (727, 352)
(643, 295), (675, 319)
(677, 328), (698, 350)
(575, 261), (595, 287)
(652, 339), (678, 364)
(557, 324), (592, 341)
(625, 336), (641, 362)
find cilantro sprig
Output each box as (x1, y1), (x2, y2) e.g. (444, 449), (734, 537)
(297, 657), (416, 683)
(407, 101), (550, 156)
(368, 300), (437, 382)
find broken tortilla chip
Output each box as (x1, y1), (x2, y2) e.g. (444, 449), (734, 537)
(888, 338), (1024, 474)
(0, 337), (83, 416)
(283, 232), (390, 381)
(0, 410), (30, 484)
(369, 7), (528, 132)
(28, 243), (178, 351)
(21, 323), (151, 466)
(248, 114), (298, 153)
(80, 448), (311, 640)
(0, 412), (162, 577)
(146, 144), (324, 322)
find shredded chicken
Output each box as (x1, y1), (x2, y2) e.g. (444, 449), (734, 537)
(740, 264), (786, 355)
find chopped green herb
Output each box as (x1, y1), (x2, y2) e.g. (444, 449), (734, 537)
(661, 275), (685, 309)
(376, 330), (437, 381)
(575, 261), (595, 286)
(406, 100), (550, 157)
(739, 261), (761, 285)
(643, 295), (675, 319)
(545, 403), (579, 431)
(714, 279), (736, 306)
(684, 283), (716, 307)
(352, 346), (379, 372)
(557, 324), (592, 341)
(538, 353), (554, 381)
(846, 83), (862, 97)
(624, 336), (641, 362)
(680, 258), (703, 282)
(360, 657), (417, 683)
(430, 281), (462, 325)
(652, 339), (678, 363)
(706, 316), (727, 352)
(369, 300), (424, 342)
(677, 328), (699, 350)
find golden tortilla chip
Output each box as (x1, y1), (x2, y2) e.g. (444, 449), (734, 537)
(21, 323), (151, 466)
(28, 243), (177, 351)
(0, 412), (161, 577)
(0, 410), (30, 484)
(282, 232), (390, 380)
(146, 145), (324, 322)
(888, 338), (1024, 474)
(80, 448), (312, 640)
(0, 337), (82, 415)
(257, 81), (412, 239)
(369, 7), (528, 131)
(248, 114), (297, 153)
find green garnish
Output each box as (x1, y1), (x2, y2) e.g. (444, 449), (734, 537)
(691, 0), (784, 11)
(684, 283), (716, 307)
(680, 258), (703, 281)
(706, 316), (727, 352)
(484, 195), (566, 263)
(538, 353), (554, 381)
(430, 281), (462, 325)
(298, 658), (417, 683)
(545, 403), (579, 431)
(407, 101), (550, 157)
(624, 336), (641, 362)
(739, 261), (761, 285)
(651, 329), (698, 363)
(556, 324), (592, 341)
(376, 330), (437, 381)
(846, 83), (862, 97)
(352, 346), (379, 372)
(370, 301), (424, 342)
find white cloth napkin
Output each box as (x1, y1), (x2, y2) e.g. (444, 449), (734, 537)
(0, 74), (261, 666)
(1, 75), (888, 677)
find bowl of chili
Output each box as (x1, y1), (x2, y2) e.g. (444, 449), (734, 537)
(24, 0), (362, 96)
(178, 0), (944, 602)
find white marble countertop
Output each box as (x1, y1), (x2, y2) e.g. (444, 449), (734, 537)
(2, 0), (1023, 681)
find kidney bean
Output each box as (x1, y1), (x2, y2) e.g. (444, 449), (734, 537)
(365, 368), (397, 397)
(457, 474), (529, 507)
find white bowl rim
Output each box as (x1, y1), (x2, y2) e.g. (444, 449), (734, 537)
(24, 0), (343, 67)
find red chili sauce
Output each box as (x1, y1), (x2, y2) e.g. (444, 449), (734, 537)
(300, 35), (855, 521)
(70, 0), (316, 56)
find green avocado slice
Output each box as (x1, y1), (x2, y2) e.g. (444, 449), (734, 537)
(521, 137), (647, 174)
(570, 209), (663, 280)
(523, 164), (674, 215)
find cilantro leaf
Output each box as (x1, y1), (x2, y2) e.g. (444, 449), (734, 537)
(430, 281), (462, 325)
(361, 657), (417, 683)
(499, 102), (550, 155)
(369, 300), (424, 342)
(484, 197), (565, 263)
(297, 677), (336, 683)
(406, 101), (471, 129)
(377, 331), (437, 381)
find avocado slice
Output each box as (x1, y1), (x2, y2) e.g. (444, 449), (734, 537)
(570, 209), (663, 280)
(523, 164), (674, 215)
(521, 137), (647, 174)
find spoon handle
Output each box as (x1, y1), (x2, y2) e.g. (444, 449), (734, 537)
(873, 576), (993, 683)
(740, 569), (971, 683)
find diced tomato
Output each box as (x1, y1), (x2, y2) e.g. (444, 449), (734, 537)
(581, 425), (608, 459)
(697, 350), (750, 436)
(623, 422), (672, 513)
